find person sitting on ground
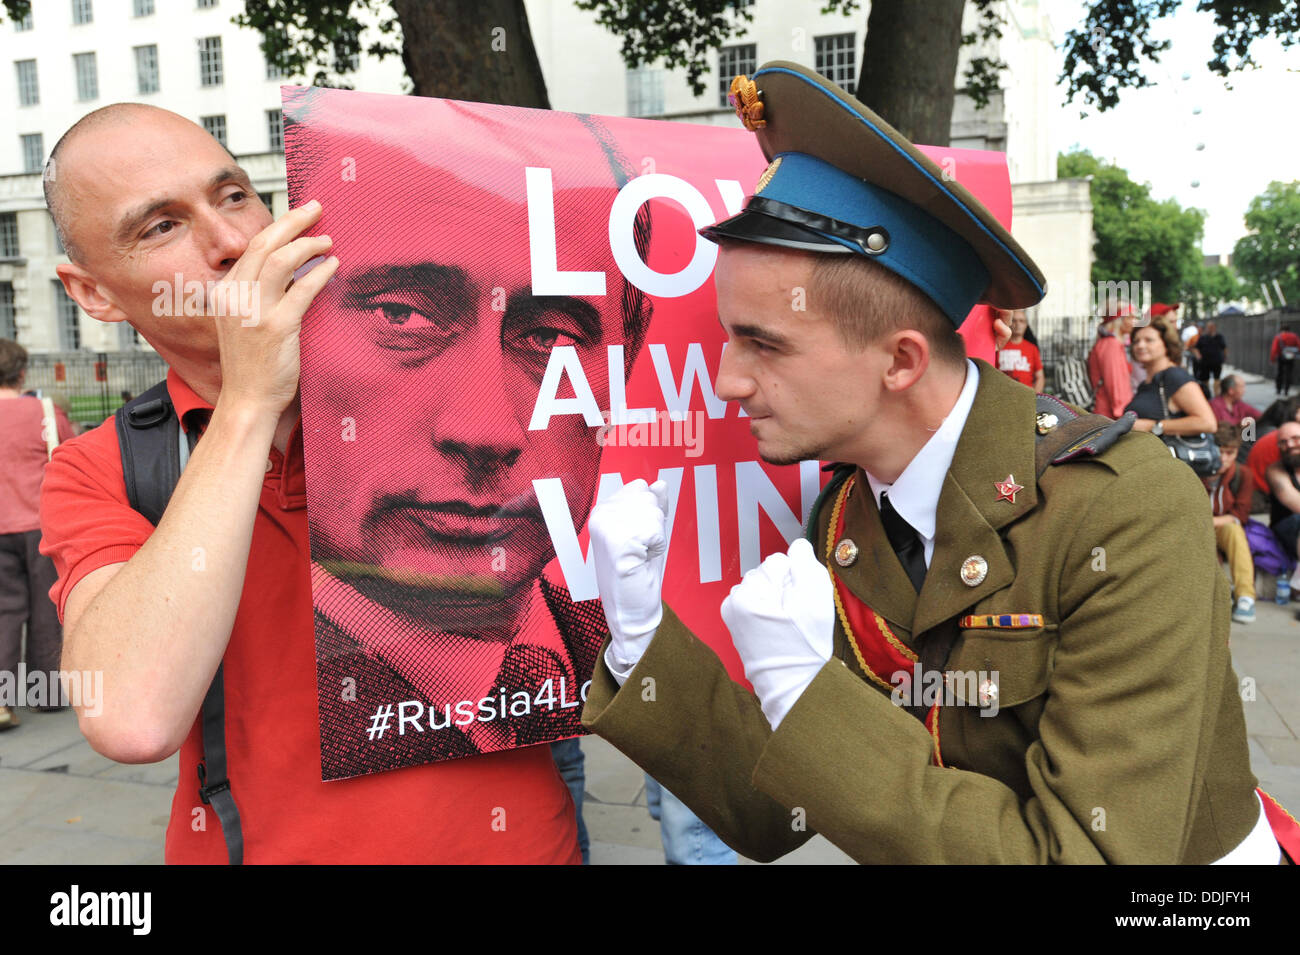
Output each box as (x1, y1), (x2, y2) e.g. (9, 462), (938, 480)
(1265, 421), (1300, 596)
(1245, 396), (1300, 507)
(1211, 375), (1262, 428)
(1205, 423), (1256, 624)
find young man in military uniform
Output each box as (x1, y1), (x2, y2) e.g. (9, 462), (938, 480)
(579, 62), (1293, 864)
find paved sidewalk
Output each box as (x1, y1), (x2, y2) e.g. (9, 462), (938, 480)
(5, 575), (1297, 866)
(3, 364), (1296, 865)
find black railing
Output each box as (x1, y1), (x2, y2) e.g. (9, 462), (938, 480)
(1213, 308), (1300, 379)
(24, 351), (169, 429)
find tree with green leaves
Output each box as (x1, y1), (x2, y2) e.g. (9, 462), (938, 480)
(3, 0), (1295, 146)
(1180, 261), (1244, 320)
(1233, 181), (1300, 309)
(1058, 149), (1205, 303)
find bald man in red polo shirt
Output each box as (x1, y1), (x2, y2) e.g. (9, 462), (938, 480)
(38, 104), (580, 863)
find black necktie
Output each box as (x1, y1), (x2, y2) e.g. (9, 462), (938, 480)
(879, 491), (927, 593)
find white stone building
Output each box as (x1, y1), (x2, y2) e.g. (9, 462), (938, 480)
(1, 0), (1091, 352)
(0, 0), (404, 352)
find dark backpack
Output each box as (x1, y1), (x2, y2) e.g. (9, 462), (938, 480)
(115, 380), (243, 865)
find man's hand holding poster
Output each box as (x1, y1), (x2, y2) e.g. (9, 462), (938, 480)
(282, 86), (1014, 780)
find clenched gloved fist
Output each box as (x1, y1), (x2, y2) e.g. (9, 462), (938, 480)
(588, 478), (670, 684)
(721, 537), (835, 730)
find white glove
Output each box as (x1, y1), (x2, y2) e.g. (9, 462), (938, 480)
(721, 538), (834, 730)
(589, 478), (670, 684)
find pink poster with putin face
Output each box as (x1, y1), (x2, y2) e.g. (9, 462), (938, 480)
(282, 85), (1012, 780)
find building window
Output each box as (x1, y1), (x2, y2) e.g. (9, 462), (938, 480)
(74, 52), (98, 101)
(626, 67), (664, 118)
(15, 59), (38, 106)
(265, 54), (286, 80)
(201, 114), (227, 147)
(72, 0), (93, 25)
(198, 36), (223, 86)
(266, 109), (283, 152)
(0, 213), (17, 258)
(117, 318), (139, 349)
(717, 44), (757, 108)
(21, 133), (43, 173)
(55, 281), (81, 350)
(14, 9), (32, 30)
(258, 192), (275, 212)
(815, 33), (857, 95)
(133, 0), (154, 15)
(135, 44), (159, 93)
(197, 0), (218, 7)
(0, 282), (15, 341)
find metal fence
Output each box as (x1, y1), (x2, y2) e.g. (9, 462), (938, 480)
(24, 351), (169, 429)
(1028, 308), (1300, 395)
(1213, 308), (1300, 380)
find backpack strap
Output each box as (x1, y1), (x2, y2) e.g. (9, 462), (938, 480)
(114, 381), (244, 866)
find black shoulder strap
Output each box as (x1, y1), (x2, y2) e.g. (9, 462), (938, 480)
(1032, 393), (1136, 478)
(115, 381), (184, 526)
(114, 380), (244, 866)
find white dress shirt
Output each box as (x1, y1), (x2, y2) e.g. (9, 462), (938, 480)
(863, 358), (980, 568)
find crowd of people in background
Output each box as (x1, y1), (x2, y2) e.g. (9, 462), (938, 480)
(994, 305), (1300, 626)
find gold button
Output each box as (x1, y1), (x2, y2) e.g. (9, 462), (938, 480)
(960, 555), (988, 586)
(834, 538), (859, 567)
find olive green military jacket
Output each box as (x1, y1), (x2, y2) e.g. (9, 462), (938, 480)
(581, 358), (1261, 864)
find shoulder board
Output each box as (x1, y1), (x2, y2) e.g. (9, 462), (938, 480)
(1033, 393), (1136, 479)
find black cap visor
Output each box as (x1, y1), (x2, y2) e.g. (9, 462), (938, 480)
(699, 207), (854, 255)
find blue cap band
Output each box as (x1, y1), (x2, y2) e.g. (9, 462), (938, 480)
(754, 151), (991, 326)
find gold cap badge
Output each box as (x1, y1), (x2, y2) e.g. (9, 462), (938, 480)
(729, 75), (766, 131)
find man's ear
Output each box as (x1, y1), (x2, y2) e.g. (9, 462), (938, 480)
(55, 263), (130, 325)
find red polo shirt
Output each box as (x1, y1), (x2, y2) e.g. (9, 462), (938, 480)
(39, 369), (580, 864)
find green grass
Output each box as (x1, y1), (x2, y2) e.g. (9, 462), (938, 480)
(65, 393), (127, 425)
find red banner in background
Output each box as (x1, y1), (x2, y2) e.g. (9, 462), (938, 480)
(284, 85), (1014, 779)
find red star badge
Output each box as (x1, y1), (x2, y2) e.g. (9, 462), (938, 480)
(994, 474), (1023, 504)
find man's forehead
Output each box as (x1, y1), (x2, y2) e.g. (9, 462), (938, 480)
(64, 128), (241, 210)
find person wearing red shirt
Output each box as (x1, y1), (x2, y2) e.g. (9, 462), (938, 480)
(1, 339), (77, 731)
(994, 308), (1043, 390)
(1269, 327), (1300, 396)
(1086, 306), (1135, 418)
(38, 104), (580, 863)
(1210, 375), (1262, 427)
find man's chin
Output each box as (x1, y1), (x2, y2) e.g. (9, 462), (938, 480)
(318, 559), (526, 635)
(755, 442), (827, 468)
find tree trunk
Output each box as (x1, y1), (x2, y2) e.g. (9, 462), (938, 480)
(391, 0), (549, 108)
(857, 0), (965, 146)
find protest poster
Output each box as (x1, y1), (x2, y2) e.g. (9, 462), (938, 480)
(282, 85), (1015, 780)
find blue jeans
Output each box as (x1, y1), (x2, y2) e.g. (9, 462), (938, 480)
(644, 774), (738, 865)
(550, 737), (589, 864)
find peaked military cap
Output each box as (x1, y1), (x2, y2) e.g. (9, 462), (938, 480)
(700, 60), (1047, 326)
